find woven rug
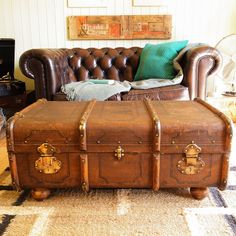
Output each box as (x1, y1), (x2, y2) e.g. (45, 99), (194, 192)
(0, 138), (236, 235)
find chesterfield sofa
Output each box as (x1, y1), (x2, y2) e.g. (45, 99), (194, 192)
(19, 44), (222, 101)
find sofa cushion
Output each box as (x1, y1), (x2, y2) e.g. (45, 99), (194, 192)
(134, 40), (188, 81)
(121, 85), (189, 101)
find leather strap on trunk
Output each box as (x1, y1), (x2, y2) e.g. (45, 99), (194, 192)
(80, 154), (89, 192)
(78, 100), (96, 192)
(79, 99), (96, 151)
(144, 99), (161, 191)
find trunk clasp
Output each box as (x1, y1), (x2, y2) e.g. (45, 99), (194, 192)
(35, 142), (61, 174)
(178, 143), (205, 175)
(114, 145), (125, 160)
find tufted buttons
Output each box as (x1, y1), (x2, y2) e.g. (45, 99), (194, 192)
(113, 56), (127, 69)
(77, 67), (89, 81)
(91, 67), (104, 78)
(69, 54), (74, 59)
(67, 47), (142, 81)
(69, 56), (81, 69)
(83, 56), (97, 70)
(98, 56), (112, 70)
(107, 66), (119, 80)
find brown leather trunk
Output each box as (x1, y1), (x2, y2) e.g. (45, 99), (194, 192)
(6, 99), (233, 200)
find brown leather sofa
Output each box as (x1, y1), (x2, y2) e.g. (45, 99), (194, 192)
(19, 45), (222, 101)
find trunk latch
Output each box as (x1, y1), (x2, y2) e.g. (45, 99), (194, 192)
(178, 143), (205, 175)
(114, 145), (125, 160)
(35, 142), (61, 174)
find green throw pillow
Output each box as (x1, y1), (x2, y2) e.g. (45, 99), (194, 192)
(134, 40), (188, 81)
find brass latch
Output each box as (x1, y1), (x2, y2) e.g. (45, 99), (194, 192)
(177, 143), (205, 175)
(35, 142), (61, 174)
(114, 145), (125, 160)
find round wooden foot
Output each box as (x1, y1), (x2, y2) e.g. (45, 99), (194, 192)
(31, 188), (51, 201)
(190, 187), (208, 200)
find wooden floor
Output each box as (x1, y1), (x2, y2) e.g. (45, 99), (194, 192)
(0, 128), (8, 173)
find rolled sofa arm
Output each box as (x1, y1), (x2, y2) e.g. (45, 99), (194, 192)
(180, 45), (222, 100)
(19, 48), (73, 100)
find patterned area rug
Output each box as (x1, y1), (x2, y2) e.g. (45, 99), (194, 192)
(0, 165), (235, 236)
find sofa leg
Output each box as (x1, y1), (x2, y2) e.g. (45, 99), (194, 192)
(190, 187), (208, 200)
(31, 188), (51, 201)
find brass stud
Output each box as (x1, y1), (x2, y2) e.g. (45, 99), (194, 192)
(138, 141), (142, 144)
(171, 140), (175, 144)
(118, 141), (121, 144)
(96, 140), (101, 144)
(191, 141), (195, 144)
(24, 140), (28, 143)
(212, 140), (215, 143)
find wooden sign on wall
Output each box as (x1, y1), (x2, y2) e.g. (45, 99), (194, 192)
(67, 15), (172, 40)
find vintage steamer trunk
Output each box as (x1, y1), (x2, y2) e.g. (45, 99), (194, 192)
(6, 99), (233, 201)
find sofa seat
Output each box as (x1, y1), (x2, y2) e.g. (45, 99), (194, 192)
(121, 85), (189, 101)
(52, 84), (189, 101)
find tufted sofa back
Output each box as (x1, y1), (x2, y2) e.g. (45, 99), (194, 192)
(19, 45), (222, 101)
(68, 47), (142, 82)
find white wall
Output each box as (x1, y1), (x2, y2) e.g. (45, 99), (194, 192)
(0, 0), (236, 90)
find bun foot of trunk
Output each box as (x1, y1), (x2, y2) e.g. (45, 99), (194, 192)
(190, 187), (208, 200)
(31, 188), (51, 201)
